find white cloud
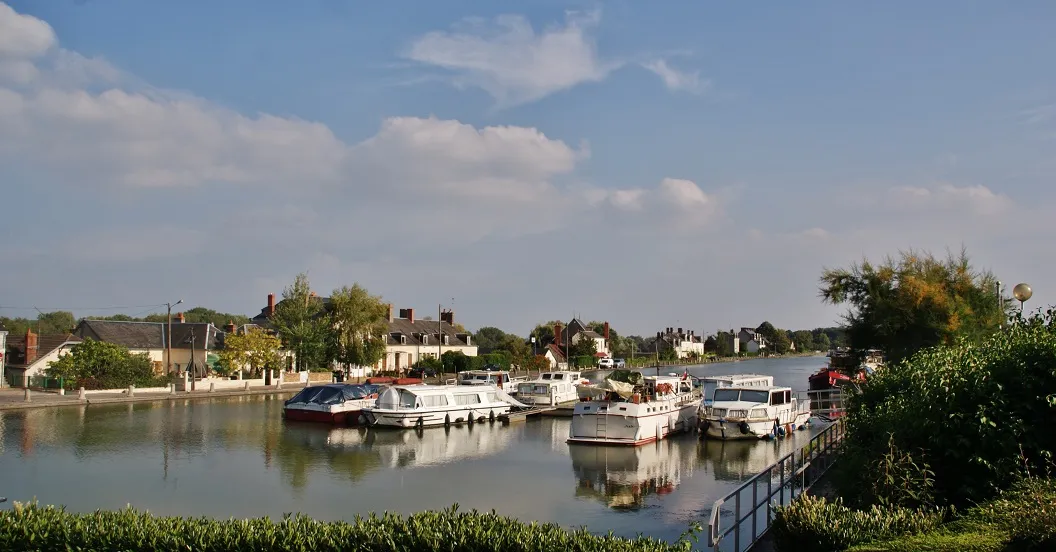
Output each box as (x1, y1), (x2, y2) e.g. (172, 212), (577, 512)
(406, 11), (617, 106)
(0, 2), (56, 58)
(890, 183), (1013, 216)
(641, 60), (709, 94)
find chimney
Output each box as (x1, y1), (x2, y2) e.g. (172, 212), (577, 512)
(554, 322), (563, 345)
(226, 320), (237, 334)
(176, 312), (185, 324)
(387, 304), (394, 323)
(267, 293), (275, 316)
(604, 321), (610, 341)
(24, 329), (38, 365)
(407, 308), (414, 323)
(678, 327), (683, 336)
(440, 309), (454, 325)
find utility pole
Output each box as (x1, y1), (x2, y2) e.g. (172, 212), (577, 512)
(166, 299), (183, 374)
(189, 326), (196, 392)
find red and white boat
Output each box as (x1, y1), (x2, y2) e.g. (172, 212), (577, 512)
(283, 383), (382, 424)
(807, 349), (882, 418)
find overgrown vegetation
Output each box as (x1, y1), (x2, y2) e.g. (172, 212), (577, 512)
(0, 502), (692, 552)
(772, 494), (946, 552)
(45, 338), (166, 390)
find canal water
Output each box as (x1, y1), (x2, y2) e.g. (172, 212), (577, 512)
(0, 355), (827, 545)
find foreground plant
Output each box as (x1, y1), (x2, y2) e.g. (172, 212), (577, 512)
(0, 502), (692, 552)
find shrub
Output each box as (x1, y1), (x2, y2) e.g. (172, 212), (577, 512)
(838, 309), (1056, 508)
(972, 476), (1056, 551)
(772, 494), (946, 552)
(0, 502), (687, 552)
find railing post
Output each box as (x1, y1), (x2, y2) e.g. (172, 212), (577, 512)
(752, 478), (758, 542)
(734, 491), (741, 552)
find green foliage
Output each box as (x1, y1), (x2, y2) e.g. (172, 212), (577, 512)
(496, 334), (530, 361)
(441, 350), (473, 373)
(792, 330), (815, 352)
(845, 519), (1007, 552)
(522, 354), (550, 373)
(755, 321), (779, 345)
(865, 434), (936, 509)
(329, 284), (388, 370)
(530, 320), (562, 345)
(772, 494), (946, 552)
(481, 352), (512, 370)
(839, 309), (1056, 508)
(473, 326), (508, 350)
(820, 248), (1003, 364)
(0, 502), (688, 552)
(658, 346), (677, 361)
(972, 476), (1056, 551)
(270, 273), (330, 371)
(218, 328), (283, 377)
(46, 338), (159, 389)
(569, 334), (598, 358)
(413, 356), (443, 371)
(772, 330), (792, 354)
(1, 311), (77, 336)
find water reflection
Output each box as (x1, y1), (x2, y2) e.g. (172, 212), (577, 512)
(570, 438), (696, 511)
(697, 431), (811, 482)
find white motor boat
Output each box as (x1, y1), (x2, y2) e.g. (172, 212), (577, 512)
(699, 385), (811, 440)
(515, 370), (590, 406)
(361, 384), (514, 429)
(568, 373), (702, 446)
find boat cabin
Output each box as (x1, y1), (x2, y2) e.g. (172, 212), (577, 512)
(700, 374), (773, 404)
(376, 385), (500, 411)
(538, 371), (584, 382)
(458, 370), (511, 386)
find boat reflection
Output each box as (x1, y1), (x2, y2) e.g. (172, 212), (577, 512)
(286, 419), (516, 470)
(696, 426), (818, 482)
(569, 437), (696, 511)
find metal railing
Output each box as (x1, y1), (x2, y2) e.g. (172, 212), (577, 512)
(806, 388), (851, 419)
(707, 417), (846, 552)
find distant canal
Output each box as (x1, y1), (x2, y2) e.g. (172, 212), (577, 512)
(0, 355), (827, 545)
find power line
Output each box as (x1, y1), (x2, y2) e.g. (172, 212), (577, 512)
(0, 303), (169, 312)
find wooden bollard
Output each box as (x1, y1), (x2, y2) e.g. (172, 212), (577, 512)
(209, 382), (216, 393)
(78, 387), (86, 400)
(169, 383), (176, 394)
(128, 385), (135, 397)
(244, 381), (250, 391)
(24, 388), (31, 402)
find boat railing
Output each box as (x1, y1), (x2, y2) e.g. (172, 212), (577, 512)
(806, 388), (850, 419)
(707, 417), (846, 552)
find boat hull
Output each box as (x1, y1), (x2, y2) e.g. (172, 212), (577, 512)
(363, 405), (512, 429)
(283, 407), (364, 425)
(568, 400), (701, 446)
(701, 413), (811, 440)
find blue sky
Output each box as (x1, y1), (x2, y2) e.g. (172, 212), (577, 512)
(1, 1), (1054, 336)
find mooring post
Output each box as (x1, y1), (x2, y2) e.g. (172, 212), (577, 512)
(209, 382), (216, 393)
(24, 388), (31, 402)
(244, 381), (250, 391)
(78, 387), (86, 400)
(128, 385), (135, 397)
(169, 383), (176, 394)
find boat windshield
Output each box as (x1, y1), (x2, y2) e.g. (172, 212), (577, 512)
(713, 389), (771, 404)
(541, 373), (553, 380)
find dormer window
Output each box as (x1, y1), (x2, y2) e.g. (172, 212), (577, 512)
(400, 334), (407, 345)
(443, 335), (450, 345)
(420, 334), (428, 345)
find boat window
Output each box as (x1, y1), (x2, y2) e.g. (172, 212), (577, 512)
(713, 389), (741, 402)
(421, 394), (448, 407)
(399, 390), (417, 409)
(542, 373), (553, 380)
(454, 393), (481, 405)
(487, 392), (498, 402)
(475, 375), (488, 381)
(740, 390), (769, 404)
(553, 373), (564, 380)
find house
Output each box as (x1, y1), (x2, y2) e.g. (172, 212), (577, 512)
(251, 293), (477, 377)
(72, 317), (223, 375)
(648, 327), (705, 359)
(540, 343), (568, 370)
(551, 318), (611, 358)
(3, 329), (82, 386)
(738, 328), (767, 354)
(724, 330), (741, 354)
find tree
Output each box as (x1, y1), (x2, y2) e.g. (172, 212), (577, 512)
(791, 330), (815, 352)
(755, 321), (779, 347)
(820, 248), (1004, 363)
(772, 330), (792, 354)
(715, 331), (734, 356)
(703, 334), (718, 353)
(1, 311), (77, 336)
(474, 327), (508, 350)
(814, 331), (832, 351)
(569, 335), (598, 358)
(328, 284), (389, 373)
(46, 338), (156, 389)
(496, 333), (530, 362)
(219, 328), (283, 377)
(530, 320), (563, 345)
(270, 273), (330, 371)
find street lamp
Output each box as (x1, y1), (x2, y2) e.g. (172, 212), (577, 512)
(166, 299), (183, 375)
(1013, 283), (1033, 317)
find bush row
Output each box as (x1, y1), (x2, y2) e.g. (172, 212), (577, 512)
(771, 494), (946, 552)
(0, 502), (690, 552)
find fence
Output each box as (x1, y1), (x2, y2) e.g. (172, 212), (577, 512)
(707, 417), (846, 552)
(806, 387), (850, 419)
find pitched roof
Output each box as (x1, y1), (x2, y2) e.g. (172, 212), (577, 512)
(74, 320), (220, 350)
(544, 343), (566, 361)
(386, 318), (472, 347)
(4, 333), (82, 367)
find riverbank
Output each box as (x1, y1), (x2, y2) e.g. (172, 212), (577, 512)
(0, 384), (306, 411)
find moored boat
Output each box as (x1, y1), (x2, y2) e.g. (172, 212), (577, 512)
(699, 385), (811, 440)
(283, 383), (381, 424)
(568, 372), (702, 446)
(516, 370), (590, 406)
(361, 384), (515, 428)
(700, 374), (773, 406)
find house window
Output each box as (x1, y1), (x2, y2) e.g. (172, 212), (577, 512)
(400, 334), (407, 345)
(443, 335), (450, 345)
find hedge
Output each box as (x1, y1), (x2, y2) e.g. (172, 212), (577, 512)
(771, 494), (945, 552)
(0, 502), (693, 552)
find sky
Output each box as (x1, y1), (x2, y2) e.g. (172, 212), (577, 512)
(0, 1), (1054, 337)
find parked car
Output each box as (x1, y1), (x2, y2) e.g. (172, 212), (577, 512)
(407, 366), (437, 379)
(597, 358), (614, 368)
(613, 358), (627, 369)
(482, 363), (501, 371)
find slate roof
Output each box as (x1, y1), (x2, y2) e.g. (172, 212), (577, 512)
(4, 333), (82, 367)
(544, 343), (566, 362)
(73, 320), (220, 350)
(385, 318), (472, 347)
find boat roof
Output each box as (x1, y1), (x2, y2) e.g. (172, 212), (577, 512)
(460, 370), (509, 375)
(702, 374), (772, 382)
(387, 384), (498, 394)
(717, 384), (792, 392)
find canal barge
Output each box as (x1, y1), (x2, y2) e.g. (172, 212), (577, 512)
(283, 383), (381, 424)
(568, 372), (701, 446)
(516, 370), (590, 406)
(699, 385), (811, 440)
(362, 384), (514, 428)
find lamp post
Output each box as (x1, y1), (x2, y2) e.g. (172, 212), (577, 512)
(1013, 283), (1033, 318)
(166, 299), (183, 375)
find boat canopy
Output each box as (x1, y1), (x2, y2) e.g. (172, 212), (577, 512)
(287, 384), (379, 406)
(577, 378), (635, 400)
